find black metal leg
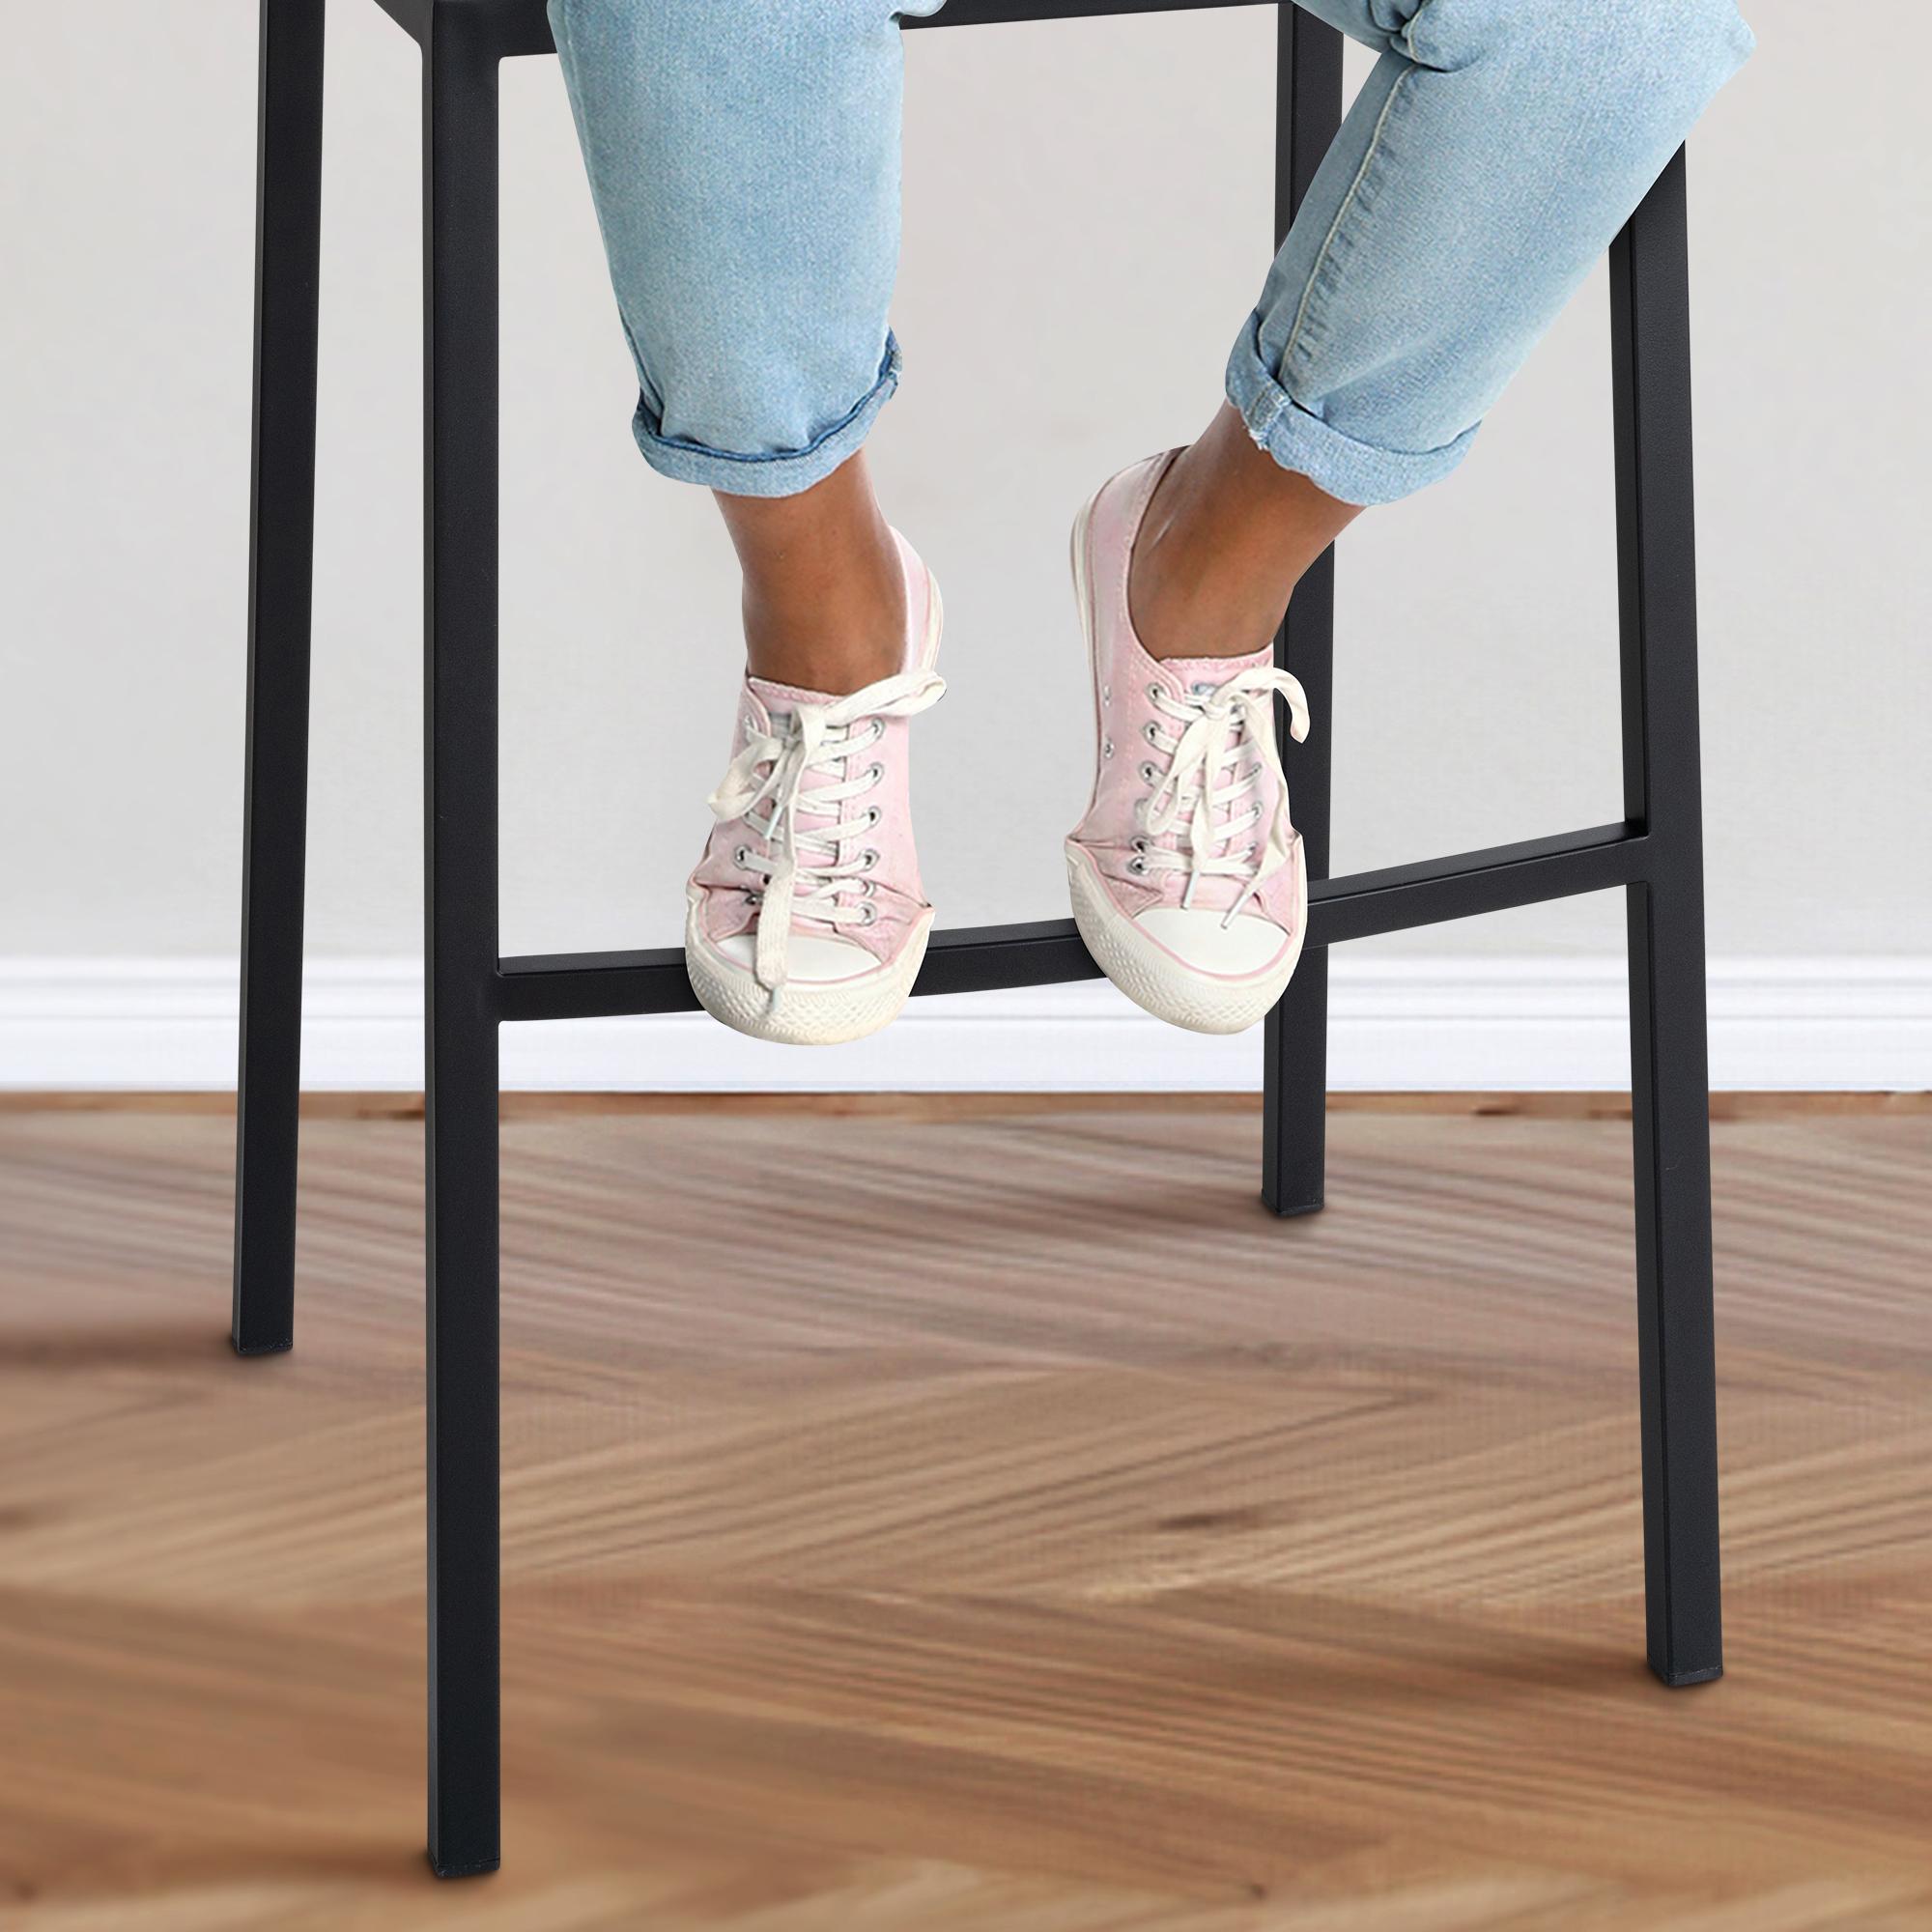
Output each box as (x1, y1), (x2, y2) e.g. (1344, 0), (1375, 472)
(1262, 556), (1332, 1217)
(423, 7), (503, 1879)
(1611, 151), (1722, 1689)
(232, 0), (326, 1356)
(1262, 12), (1342, 1218)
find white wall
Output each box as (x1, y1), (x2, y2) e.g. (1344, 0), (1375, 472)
(2, 3), (1927, 1086)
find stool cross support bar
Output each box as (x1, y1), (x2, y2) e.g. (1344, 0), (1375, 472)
(497, 823), (1651, 1024)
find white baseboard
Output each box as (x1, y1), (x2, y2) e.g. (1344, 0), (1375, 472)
(3, 955), (1929, 1094)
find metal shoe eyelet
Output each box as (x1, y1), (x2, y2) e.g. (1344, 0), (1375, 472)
(1126, 855), (1149, 876)
(1142, 722), (1160, 746)
(867, 762), (885, 784)
(861, 878), (879, 899)
(1131, 837), (1149, 854)
(1101, 684), (1112, 704)
(1147, 683), (1162, 703)
(866, 806), (882, 828)
(734, 845), (752, 867)
(1102, 738), (1114, 759)
(1139, 761), (1160, 785)
(859, 903), (880, 927)
(861, 847), (880, 872)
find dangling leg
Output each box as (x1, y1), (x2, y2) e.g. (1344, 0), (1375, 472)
(1067, 0), (1753, 1037)
(549, 0), (950, 1045)
(549, 0), (942, 690)
(1143, 0), (1758, 660)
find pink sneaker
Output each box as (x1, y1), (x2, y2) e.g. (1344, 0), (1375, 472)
(684, 532), (946, 1046)
(1065, 453), (1313, 1036)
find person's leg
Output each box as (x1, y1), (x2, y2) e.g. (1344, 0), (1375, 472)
(1133, 0), (1755, 661)
(1070, 0), (1751, 1034)
(548, 0), (943, 695)
(550, 0), (951, 1043)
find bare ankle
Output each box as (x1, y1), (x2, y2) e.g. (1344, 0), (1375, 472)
(717, 452), (907, 696)
(741, 548), (905, 695)
(1130, 508), (1283, 662)
(1128, 408), (1362, 661)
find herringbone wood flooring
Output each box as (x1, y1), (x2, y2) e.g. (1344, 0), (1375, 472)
(1, 1099), (1928, 1928)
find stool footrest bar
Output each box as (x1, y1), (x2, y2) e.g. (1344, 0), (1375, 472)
(1310, 821), (1647, 947)
(494, 823), (1647, 1025)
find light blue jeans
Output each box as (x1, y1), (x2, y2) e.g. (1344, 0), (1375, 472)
(549, 0), (1752, 507)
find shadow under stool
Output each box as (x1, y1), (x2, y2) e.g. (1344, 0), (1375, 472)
(230, 0), (1725, 1878)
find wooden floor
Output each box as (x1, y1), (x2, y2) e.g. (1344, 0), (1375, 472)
(1, 1099), (1929, 1929)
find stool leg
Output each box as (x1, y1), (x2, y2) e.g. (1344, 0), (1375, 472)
(1262, 13), (1342, 1217)
(1612, 152), (1722, 1688)
(423, 11), (503, 1879)
(232, 0), (327, 1356)
(1263, 554), (1332, 1216)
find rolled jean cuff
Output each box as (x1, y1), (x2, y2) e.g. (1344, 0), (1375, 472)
(630, 335), (902, 497)
(1224, 313), (1477, 508)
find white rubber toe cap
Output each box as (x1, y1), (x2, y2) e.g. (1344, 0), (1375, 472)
(1065, 842), (1308, 1036)
(685, 896), (934, 1047)
(715, 932), (879, 985)
(1133, 906), (1293, 977)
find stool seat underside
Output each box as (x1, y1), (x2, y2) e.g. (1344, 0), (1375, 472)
(372, 0), (1278, 58)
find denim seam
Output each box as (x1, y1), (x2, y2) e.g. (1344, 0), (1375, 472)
(1278, 65), (1413, 388)
(1249, 384), (1287, 440)
(635, 336), (900, 471)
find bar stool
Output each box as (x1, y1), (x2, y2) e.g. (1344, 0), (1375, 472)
(231, 0), (1724, 1877)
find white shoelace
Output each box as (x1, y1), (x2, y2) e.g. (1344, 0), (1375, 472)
(707, 669), (946, 1003)
(1133, 666), (1312, 925)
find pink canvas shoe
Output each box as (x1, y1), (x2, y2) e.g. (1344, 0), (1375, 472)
(1065, 453), (1313, 1036)
(684, 532), (945, 1046)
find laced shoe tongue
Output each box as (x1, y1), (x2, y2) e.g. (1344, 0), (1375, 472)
(744, 623), (925, 929)
(1147, 653), (1276, 911)
(745, 683), (862, 932)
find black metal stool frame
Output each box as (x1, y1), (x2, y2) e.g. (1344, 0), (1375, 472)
(231, 0), (1723, 1877)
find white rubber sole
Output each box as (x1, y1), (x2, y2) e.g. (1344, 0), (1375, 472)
(684, 897), (935, 1047)
(1065, 488), (1308, 1037)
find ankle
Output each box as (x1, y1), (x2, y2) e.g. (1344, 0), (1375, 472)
(1129, 502), (1284, 662)
(719, 454), (908, 695)
(743, 587), (905, 695)
(742, 529), (905, 694)
(1127, 410), (1362, 661)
